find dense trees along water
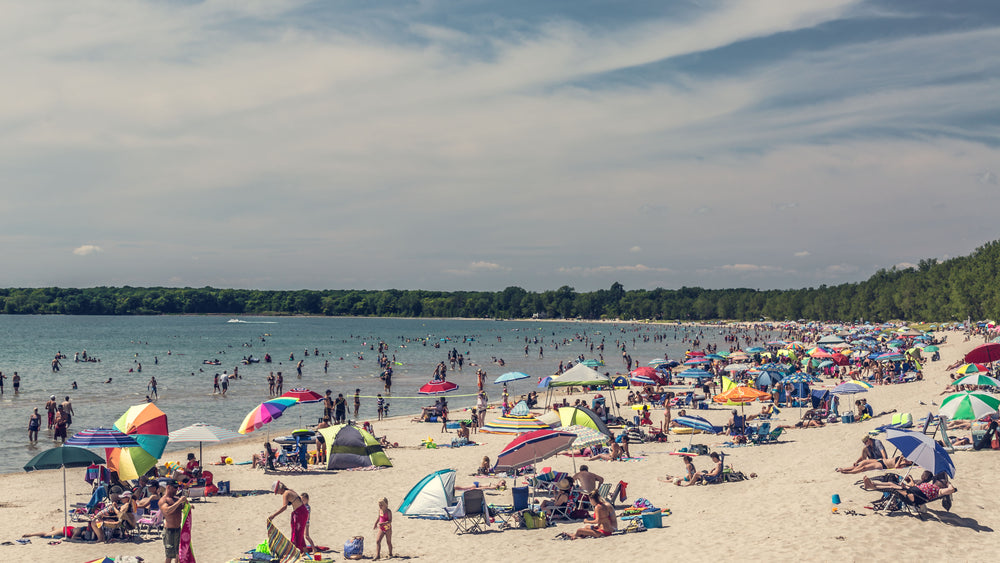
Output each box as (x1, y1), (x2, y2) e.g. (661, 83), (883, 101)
(1, 241), (998, 322)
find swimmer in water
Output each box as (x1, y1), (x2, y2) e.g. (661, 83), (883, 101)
(105, 378), (113, 384)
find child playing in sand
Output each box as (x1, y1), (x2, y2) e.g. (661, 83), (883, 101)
(373, 497), (393, 560)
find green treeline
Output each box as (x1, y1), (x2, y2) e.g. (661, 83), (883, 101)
(2, 241), (999, 321)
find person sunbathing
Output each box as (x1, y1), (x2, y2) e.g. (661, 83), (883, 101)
(569, 491), (616, 539)
(862, 470), (957, 503)
(588, 439), (623, 461)
(22, 526), (90, 540)
(538, 479), (573, 511)
(836, 455), (912, 474)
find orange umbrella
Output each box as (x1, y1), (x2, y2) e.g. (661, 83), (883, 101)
(713, 386), (771, 403)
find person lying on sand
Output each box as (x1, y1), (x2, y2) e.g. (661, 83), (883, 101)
(835, 455), (912, 474)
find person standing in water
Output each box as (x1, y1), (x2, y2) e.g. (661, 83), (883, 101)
(148, 376), (158, 400)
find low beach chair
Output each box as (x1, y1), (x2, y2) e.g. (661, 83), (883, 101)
(749, 423), (771, 445)
(136, 509), (164, 538)
(449, 489), (489, 534)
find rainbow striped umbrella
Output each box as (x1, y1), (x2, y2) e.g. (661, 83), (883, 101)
(238, 397), (298, 434)
(108, 403), (169, 480)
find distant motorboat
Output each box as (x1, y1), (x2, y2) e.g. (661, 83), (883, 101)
(227, 318), (246, 323)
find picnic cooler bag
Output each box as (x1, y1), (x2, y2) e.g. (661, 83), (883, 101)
(522, 511), (547, 529)
(344, 536), (364, 559)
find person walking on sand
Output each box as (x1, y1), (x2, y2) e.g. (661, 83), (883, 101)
(373, 497), (393, 560)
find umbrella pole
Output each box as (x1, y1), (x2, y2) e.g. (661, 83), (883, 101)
(63, 465), (68, 533)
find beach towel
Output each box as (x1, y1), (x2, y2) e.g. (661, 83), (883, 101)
(179, 503), (196, 563)
(267, 519), (299, 562)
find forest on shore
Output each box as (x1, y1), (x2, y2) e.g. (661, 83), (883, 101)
(1, 241), (998, 321)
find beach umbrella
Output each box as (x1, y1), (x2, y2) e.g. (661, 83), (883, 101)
(537, 376), (552, 389)
(955, 363), (989, 375)
(66, 428), (142, 449)
(562, 424), (610, 449)
(684, 357), (711, 365)
(418, 380), (459, 395)
(952, 374), (1000, 388)
(713, 386), (771, 404)
(238, 397), (298, 434)
(672, 415), (721, 434)
(939, 392), (1000, 421)
(766, 340), (787, 346)
(280, 388), (324, 403)
(169, 423), (242, 467)
(964, 343), (1000, 365)
(648, 359), (669, 366)
(495, 429), (577, 471)
(494, 371), (530, 384)
(831, 382), (869, 395)
(630, 367), (665, 384)
(724, 363), (752, 372)
(885, 429), (956, 478)
(676, 368), (713, 379)
(629, 375), (657, 386)
(107, 403), (169, 480)
(580, 359), (603, 368)
(746, 347), (766, 353)
(846, 380), (874, 389)
(24, 446), (105, 532)
(923, 345), (940, 353)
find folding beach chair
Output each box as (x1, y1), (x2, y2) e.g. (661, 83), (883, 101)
(749, 423), (771, 445)
(449, 489), (490, 534)
(136, 509), (164, 538)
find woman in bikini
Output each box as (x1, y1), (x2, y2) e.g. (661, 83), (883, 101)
(269, 481), (308, 554)
(372, 497), (393, 560)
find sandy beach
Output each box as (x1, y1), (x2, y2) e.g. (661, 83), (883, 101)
(2, 328), (997, 562)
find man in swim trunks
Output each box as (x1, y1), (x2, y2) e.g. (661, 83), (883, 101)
(159, 480), (189, 563)
(270, 480), (308, 554)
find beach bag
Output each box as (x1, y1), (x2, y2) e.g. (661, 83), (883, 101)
(522, 511), (547, 529)
(690, 444), (709, 455)
(344, 536), (364, 560)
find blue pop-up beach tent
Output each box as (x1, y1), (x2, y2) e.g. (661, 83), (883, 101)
(398, 469), (456, 517)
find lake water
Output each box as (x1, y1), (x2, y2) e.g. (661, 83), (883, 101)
(0, 315), (775, 474)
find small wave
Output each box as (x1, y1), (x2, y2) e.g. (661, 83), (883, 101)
(227, 319), (278, 324)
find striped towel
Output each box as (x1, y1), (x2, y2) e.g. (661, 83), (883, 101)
(266, 519), (299, 562)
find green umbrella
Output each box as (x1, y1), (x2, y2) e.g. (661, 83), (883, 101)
(24, 446), (105, 532)
(952, 374), (1000, 388)
(939, 392), (1000, 421)
(922, 345), (939, 353)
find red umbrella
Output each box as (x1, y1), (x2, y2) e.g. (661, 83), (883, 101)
(418, 380), (459, 395)
(965, 343), (1000, 365)
(831, 353), (850, 366)
(630, 366), (666, 384)
(495, 429), (577, 471)
(281, 388), (324, 404)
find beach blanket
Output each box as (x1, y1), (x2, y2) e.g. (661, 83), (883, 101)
(266, 519), (301, 562)
(179, 503), (196, 563)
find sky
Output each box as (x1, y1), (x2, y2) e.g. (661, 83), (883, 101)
(2, 0), (999, 292)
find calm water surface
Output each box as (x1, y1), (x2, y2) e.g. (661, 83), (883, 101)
(0, 315), (770, 474)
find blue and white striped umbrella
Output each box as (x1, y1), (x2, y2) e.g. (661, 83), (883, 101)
(673, 415), (722, 434)
(66, 428), (142, 449)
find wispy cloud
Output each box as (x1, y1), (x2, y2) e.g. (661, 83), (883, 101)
(72, 245), (103, 256)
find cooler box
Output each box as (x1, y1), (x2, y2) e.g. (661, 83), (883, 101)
(841, 412), (855, 424)
(512, 486), (529, 511)
(446, 421), (461, 429)
(641, 510), (663, 529)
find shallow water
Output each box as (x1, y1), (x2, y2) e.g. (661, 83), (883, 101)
(0, 315), (773, 474)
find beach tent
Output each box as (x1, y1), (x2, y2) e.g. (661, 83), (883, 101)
(612, 375), (629, 389)
(398, 469), (456, 517)
(545, 364), (618, 414)
(556, 405), (611, 436)
(317, 424), (392, 470)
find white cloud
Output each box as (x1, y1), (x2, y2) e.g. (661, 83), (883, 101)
(794, 251), (811, 257)
(629, 246), (642, 253)
(72, 245), (103, 256)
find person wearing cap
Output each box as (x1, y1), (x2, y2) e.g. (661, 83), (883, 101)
(159, 480), (189, 562)
(269, 481), (308, 554)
